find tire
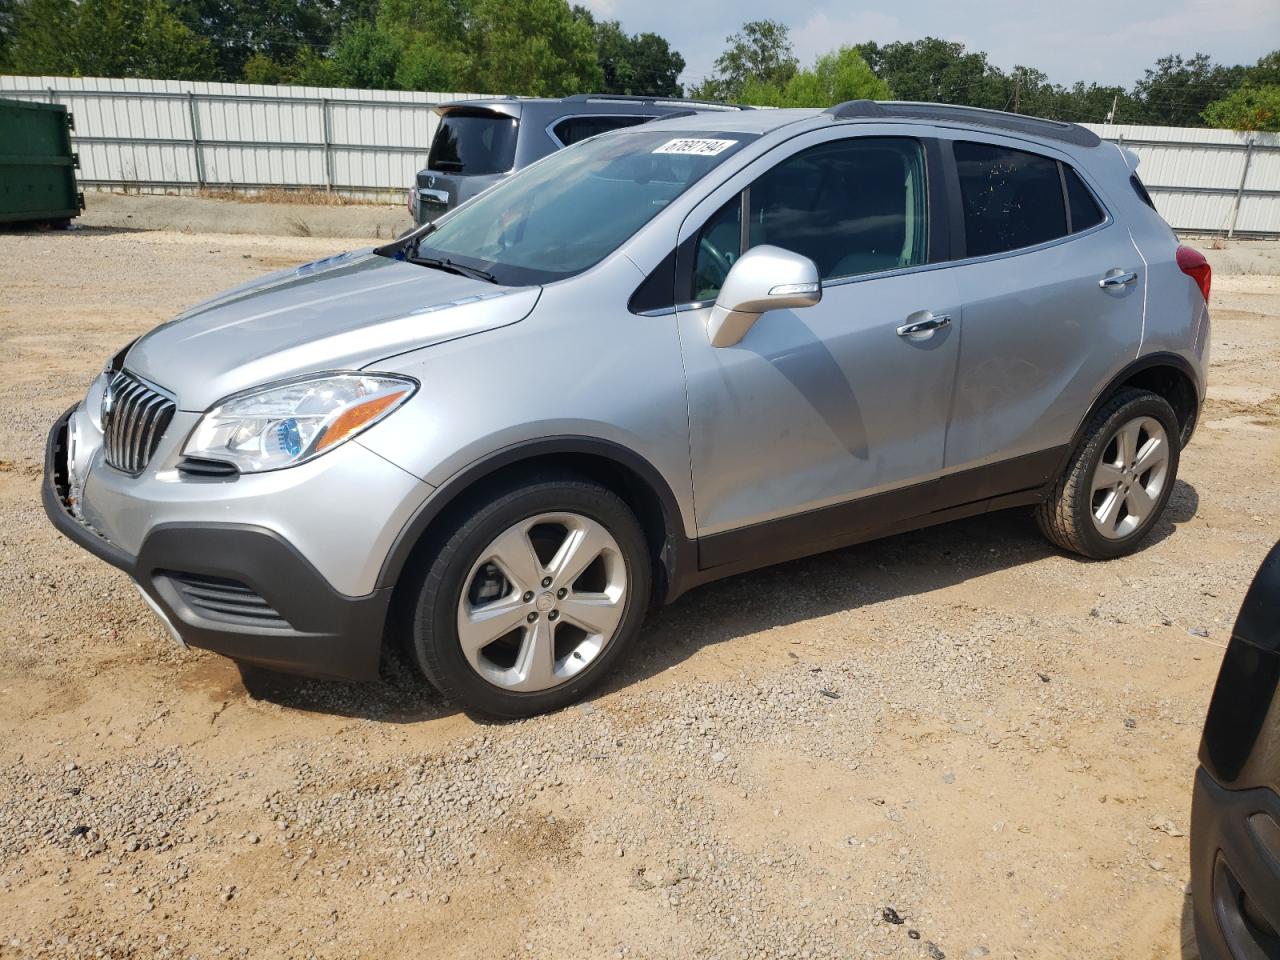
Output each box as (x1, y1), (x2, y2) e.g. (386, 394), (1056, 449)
(1036, 388), (1181, 560)
(409, 473), (651, 718)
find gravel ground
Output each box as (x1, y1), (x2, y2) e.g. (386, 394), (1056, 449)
(1, 226), (1278, 959)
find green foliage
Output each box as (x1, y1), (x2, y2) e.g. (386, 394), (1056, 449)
(467, 0), (601, 96)
(1203, 85), (1280, 132)
(856, 37), (1002, 107)
(395, 35), (469, 92)
(169, 0), (340, 82)
(330, 20), (400, 89)
(739, 46), (889, 107)
(0, 0), (16, 68)
(1246, 50), (1280, 87)
(1131, 53), (1245, 126)
(573, 7), (684, 97)
(8, 0), (214, 79)
(695, 19), (796, 101)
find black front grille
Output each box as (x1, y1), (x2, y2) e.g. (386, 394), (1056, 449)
(163, 572), (290, 629)
(103, 371), (175, 475)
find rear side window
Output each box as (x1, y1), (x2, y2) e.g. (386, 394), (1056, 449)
(954, 141), (1067, 256)
(428, 112), (519, 175)
(552, 115), (651, 146)
(1130, 173), (1157, 210)
(1064, 167), (1104, 232)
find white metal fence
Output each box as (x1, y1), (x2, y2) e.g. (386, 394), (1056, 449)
(2, 75), (1278, 235)
(0, 75), (491, 201)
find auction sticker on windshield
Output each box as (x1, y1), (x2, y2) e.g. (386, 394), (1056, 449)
(652, 138), (739, 156)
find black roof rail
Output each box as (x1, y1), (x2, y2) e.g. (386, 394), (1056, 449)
(822, 100), (1101, 148)
(561, 93), (752, 111)
(823, 99), (887, 119)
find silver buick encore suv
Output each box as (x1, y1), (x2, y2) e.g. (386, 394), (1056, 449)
(44, 101), (1212, 717)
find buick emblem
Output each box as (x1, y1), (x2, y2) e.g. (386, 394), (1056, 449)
(427, 175), (436, 188)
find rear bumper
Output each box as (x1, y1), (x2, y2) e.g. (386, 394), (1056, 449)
(43, 407), (390, 680)
(1190, 766), (1280, 960)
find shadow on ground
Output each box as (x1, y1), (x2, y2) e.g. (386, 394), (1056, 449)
(239, 479), (1200, 724)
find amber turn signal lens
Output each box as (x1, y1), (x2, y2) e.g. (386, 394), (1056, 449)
(316, 391), (409, 451)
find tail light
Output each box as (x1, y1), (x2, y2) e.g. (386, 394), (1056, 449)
(1177, 245), (1211, 302)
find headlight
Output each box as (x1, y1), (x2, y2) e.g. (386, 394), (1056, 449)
(182, 373), (417, 473)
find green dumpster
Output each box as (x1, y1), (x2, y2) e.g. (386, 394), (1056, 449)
(0, 97), (84, 227)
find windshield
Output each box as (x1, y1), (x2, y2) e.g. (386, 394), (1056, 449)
(428, 111), (519, 175)
(408, 130), (755, 286)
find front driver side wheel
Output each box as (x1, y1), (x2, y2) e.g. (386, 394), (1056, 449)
(409, 474), (651, 718)
(1037, 388), (1181, 560)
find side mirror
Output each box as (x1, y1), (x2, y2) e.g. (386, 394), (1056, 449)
(707, 245), (821, 348)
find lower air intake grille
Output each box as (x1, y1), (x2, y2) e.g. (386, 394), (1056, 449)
(163, 572), (290, 629)
(103, 371), (175, 475)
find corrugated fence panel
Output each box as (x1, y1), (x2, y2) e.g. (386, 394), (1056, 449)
(0, 77), (1275, 231)
(1083, 123), (1279, 236)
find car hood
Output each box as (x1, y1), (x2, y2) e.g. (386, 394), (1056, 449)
(125, 250), (540, 411)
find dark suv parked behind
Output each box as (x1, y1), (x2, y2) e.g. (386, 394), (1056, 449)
(408, 94), (750, 224)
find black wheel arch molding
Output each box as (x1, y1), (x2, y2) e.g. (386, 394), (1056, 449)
(375, 435), (699, 606)
(1061, 351), (1203, 472)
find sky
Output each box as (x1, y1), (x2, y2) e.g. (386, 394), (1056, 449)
(576, 0), (1280, 91)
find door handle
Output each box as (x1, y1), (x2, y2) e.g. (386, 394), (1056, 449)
(1099, 270), (1138, 289)
(896, 313), (952, 338)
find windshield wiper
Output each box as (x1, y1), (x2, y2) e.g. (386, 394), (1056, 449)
(409, 255), (498, 284)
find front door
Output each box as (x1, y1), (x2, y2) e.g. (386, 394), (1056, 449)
(675, 132), (963, 568)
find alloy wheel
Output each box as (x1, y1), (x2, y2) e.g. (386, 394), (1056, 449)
(456, 512), (628, 692)
(1089, 415), (1170, 540)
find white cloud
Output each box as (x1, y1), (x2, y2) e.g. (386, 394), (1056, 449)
(790, 10), (911, 64)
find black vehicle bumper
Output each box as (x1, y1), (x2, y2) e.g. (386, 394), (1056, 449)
(1190, 766), (1280, 960)
(43, 407), (390, 681)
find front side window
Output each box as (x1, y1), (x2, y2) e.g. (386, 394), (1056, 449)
(954, 141), (1069, 256)
(750, 138), (928, 281)
(552, 115), (651, 146)
(686, 136), (928, 302)
(410, 130), (754, 286)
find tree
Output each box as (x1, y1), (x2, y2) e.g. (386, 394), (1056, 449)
(693, 19), (797, 101)
(467, 0), (601, 96)
(1244, 50), (1280, 87)
(329, 20), (399, 89)
(8, 0), (215, 79)
(856, 37), (1003, 109)
(1203, 85), (1280, 132)
(740, 46), (888, 107)
(170, 0), (340, 81)
(0, 0), (17, 68)
(1132, 53), (1245, 126)
(572, 8), (684, 97)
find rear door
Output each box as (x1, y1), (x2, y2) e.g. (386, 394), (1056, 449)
(936, 135), (1146, 501)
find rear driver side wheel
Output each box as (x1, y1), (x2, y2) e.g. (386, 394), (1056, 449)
(409, 475), (651, 718)
(1036, 388), (1181, 560)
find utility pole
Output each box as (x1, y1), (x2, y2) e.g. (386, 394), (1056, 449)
(1012, 71), (1022, 113)
(1106, 93), (1118, 124)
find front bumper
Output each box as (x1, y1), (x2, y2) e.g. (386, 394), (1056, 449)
(1190, 766), (1280, 960)
(43, 407), (392, 680)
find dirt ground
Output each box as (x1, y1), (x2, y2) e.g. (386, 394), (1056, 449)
(0, 225), (1277, 960)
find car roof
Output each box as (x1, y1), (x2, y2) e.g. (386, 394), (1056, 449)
(435, 95), (752, 120)
(620, 100), (1102, 149)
